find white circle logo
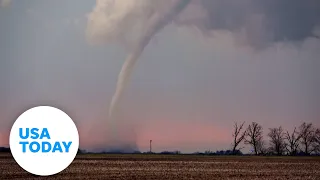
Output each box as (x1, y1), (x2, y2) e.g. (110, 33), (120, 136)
(9, 106), (79, 176)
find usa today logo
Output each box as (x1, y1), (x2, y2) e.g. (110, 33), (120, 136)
(9, 106), (79, 176)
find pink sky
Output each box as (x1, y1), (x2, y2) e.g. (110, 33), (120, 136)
(76, 119), (231, 153)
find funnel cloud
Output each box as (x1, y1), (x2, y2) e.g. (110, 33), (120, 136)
(87, 0), (191, 151)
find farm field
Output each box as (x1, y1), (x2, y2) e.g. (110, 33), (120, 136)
(1, 153), (320, 179)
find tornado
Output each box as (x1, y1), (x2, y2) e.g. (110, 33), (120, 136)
(108, 0), (191, 121)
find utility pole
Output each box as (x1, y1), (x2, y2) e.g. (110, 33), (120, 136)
(149, 140), (152, 153)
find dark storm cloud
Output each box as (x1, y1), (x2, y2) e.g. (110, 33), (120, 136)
(178, 0), (320, 47)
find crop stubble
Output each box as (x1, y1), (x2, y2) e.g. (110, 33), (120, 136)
(0, 154), (319, 179)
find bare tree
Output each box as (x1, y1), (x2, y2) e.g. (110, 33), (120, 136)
(268, 126), (286, 155)
(257, 140), (268, 155)
(245, 122), (263, 155)
(231, 122), (246, 154)
(312, 128), (320, 154)
(299, 122), (316, 155)
(285, 127), (301, 156)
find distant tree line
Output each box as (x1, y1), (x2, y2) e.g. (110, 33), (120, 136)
(0, 147), (10, 153)
(231, 121), (320, 156)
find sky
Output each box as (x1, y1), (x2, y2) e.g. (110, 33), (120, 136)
(0, 0), (319, 153)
